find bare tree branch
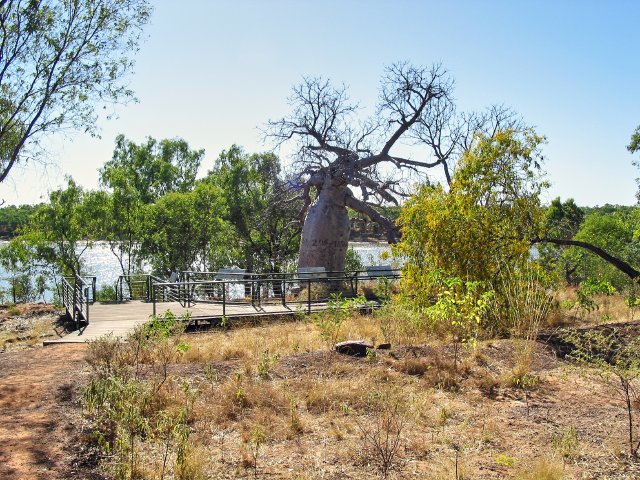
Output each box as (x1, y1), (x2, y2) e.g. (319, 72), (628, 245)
(264, 62), (527, 270)
(346, 194), (399, 244)
(534, 237), (640, 281)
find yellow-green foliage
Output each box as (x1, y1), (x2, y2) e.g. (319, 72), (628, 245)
(396, 129), (547, 290)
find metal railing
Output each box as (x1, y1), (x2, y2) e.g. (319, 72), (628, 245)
(61, 274), (95, 330)
(151, 269), (401, 317)
(115, 273), (186, 302)
(104, 269), (400, 321)
(115, 274), (154, 302)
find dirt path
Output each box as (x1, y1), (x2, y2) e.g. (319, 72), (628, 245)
(0, 344), (89, 480)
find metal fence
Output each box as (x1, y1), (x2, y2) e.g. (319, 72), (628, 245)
(61, 274), (95, 329)
(151, 269), (401, 316)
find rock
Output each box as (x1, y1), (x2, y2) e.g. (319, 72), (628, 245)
(335, 340), (373, 357)
(376, 343), (391, 350)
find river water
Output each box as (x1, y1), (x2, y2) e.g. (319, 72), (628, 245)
(0, 241), (391, 300)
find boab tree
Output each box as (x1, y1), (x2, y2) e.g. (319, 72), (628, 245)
(267, 62), (521, 272)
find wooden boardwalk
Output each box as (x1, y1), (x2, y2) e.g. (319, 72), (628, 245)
(44, 300), (330, 344)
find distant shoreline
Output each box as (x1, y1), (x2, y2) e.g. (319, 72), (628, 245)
(348, 233), (387, 243)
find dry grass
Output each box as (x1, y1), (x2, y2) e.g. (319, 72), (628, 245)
(180, 313), (387, 364)
(76, 292), (640, 480)
(553, 289), (632, 325)
(181, 320), (324, 363)
(85, 333), (640, 478)
(514, 457), (565, 480)
(0, 311), (61, 351)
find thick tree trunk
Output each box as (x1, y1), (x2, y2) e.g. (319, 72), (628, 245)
(298, 181), (351, 273)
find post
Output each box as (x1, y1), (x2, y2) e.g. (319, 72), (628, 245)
(152, 283), (156, 316)
(282, 278), (286, 307)
(73, 279), (78, 330)
(85, 287), (90, 324)
(222, 280), (226, 317)
(250, 280), (255, 307)
(257, 281), (261, 307)
(307, 278), (311, 314)
(355, 274), (359, 296)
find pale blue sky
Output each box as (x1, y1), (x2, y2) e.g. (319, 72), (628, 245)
(1, 0), (638, 206)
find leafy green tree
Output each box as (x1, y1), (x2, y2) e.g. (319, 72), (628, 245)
(397, 129), (547, 286)
(545, 198), (584, 240)
(1, 177), (101, 303)
(540, 204), (640, 291)
(0, 0), (151, 183)
(539, 198), (585, 283)
(206, 145), (301, 273)
(571, 211), (640, 291)
(17, 178), (97, 276)
(100, 135), (203, 204)
(629, 125), (640, 155)
(0, 235), (45, 303)
(0, 204), (40, 237)
(396, 130), (549, 335)
(140, 182), (231, 275)
(98, 135), (205, 278)
(95, 173), (145, 281)
(629, 125), (640, 202)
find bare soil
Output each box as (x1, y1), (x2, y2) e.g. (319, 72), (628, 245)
(0, 343), (92, 480)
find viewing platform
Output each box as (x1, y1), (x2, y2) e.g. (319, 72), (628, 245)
(47, 267), (400, 344)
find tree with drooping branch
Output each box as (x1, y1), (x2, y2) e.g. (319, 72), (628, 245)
(0, 0), (151, 184)
(267, 62), (522, 273)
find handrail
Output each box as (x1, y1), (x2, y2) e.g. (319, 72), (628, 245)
(116, 274), (154, 302)
(61, 274), (91, 330)
(115, 273), (190, 302)
(151, 271), (401, 317)
(181, 269), (401, 280)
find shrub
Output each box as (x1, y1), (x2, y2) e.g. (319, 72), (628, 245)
(344, 246), (364, 275)
(552, 426), (580, 460)
(495, 262), (555, 339)
(375, 300), (427, 345)
(356, 392), (407, 479)
(96, 284), (117, 302)
(421, 271), (494, 367)
(83, 376), (152, 479)
(562, 327), (640, 458)
(572, 278), (616, 320)
(313, 293), (366, 347)
(83, 310), (200, 479)
(145, 310), (190, 338)
(256, 350), (279, 380)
